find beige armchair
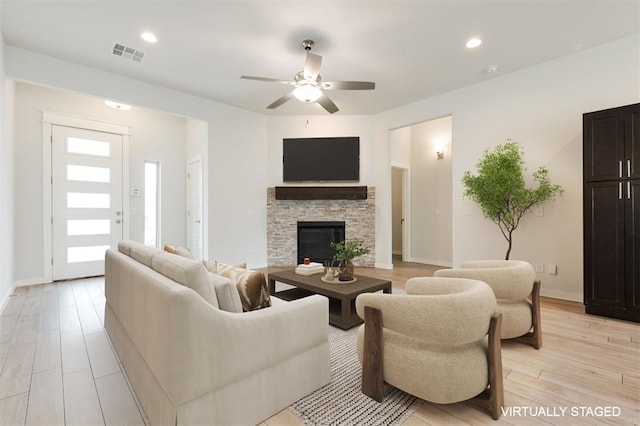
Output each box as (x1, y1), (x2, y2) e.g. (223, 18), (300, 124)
(434, 260), (541, 349)
(355, 277), (504, 420)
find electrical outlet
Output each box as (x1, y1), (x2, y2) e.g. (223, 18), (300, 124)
(548, 264), (557, 275)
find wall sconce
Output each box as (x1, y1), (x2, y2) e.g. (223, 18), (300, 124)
(436, 150), (444, 160)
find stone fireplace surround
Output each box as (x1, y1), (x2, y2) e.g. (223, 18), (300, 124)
(267, 187), (375, 267)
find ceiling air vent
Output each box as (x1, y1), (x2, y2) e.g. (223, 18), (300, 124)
(112, 43), (145, 63)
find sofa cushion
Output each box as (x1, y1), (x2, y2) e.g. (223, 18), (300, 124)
(207, 272), (243, 313)
(118, 240), (136, 256)
(151, 252), (219, 308)
(130, 245), (162, 268)
(217, 266), (271, 311)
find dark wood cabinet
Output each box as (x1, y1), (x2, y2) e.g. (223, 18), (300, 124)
(583, 103), (640, 323)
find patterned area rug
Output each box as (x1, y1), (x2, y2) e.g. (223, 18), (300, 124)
(289, 325), (422, 425)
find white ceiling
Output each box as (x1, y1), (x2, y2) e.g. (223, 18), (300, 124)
(2, 0), (638, 115)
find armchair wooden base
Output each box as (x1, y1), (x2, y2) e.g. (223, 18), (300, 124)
(513, 280), (542, 349)
(361, 307), (505, 420)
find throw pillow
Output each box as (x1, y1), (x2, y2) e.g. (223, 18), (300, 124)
(162, 244), (176, 254)
(231, 268), (271, 312)
(175, 246), (194, 259)
(163, 244), (193, 259)
(202, 260), (247, 275)
(207, 272), (243, 313)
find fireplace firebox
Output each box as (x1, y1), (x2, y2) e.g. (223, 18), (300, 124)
(297, 221), (346, 265)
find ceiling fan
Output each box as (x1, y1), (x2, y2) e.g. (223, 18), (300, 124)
(241, 39), (375, 114)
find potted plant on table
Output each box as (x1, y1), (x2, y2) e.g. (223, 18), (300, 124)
(330, 238), (371, 281)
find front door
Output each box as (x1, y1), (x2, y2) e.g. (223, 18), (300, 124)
(52, 125), (124, 280)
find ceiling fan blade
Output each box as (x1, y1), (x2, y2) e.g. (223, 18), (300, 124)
(317, 93), (339, 114)
(322, 81), (376, 90)
(267, 91), (295, 109)
(303, 52), (322, 80)
(241, 75), (294, 85)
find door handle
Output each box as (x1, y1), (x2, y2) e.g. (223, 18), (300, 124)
(628, 181), (631, 200)
(116, 211), (122, 216)
(115, 219), (121, 224)
(628, 159), (632, 178)
(619, 182), (623, 200)
(195, 220), (201, 223)
(619, 160), (623, 178)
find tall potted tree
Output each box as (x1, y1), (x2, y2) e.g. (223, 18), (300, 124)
(462, 140), (564, 260)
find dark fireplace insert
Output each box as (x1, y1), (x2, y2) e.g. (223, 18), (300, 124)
(297, 221), (346, 265)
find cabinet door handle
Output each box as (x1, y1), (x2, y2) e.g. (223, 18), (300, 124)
(628, 181), (632, 200)
(619, 182), (623, 200)
(628, 159), (632, 178)
(619, 160), (623, 178)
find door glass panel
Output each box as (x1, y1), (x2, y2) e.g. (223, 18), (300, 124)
(67, 137), (110, 157)
(67, 165), (110, 183)
(67, 219), (111, 236)
(67, 245), (110, 263)
(67, 192), (110, 208)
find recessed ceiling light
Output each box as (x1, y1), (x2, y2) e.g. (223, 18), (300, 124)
(466, 38), (482, 49)
(141, 32), (157, 43)
(487, 65), (499, 73)
(105, 100), (132, 110)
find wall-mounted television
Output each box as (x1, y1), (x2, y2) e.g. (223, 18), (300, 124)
(283, 137), (359, 182)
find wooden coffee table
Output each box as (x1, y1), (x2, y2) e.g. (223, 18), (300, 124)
(268, 269), (392, 330)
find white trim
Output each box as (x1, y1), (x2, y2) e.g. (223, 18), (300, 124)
(0, 284), (16, 316)
(186, 155), (203, 258)
(410, 258), (452, 268)
(14, 278), (47, 287)
(42, 111), (130, 135)
(391, 162), (411, 263)
(42, 111), (130, 283)
(540, 288), (582, 303)
(374, 262), (394, 270)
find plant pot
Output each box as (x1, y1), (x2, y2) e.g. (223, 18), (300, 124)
(338, 259), (354, 281)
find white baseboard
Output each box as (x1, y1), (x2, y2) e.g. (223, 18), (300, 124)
(15, 277), (48, 287)
(374, 262), (394, 270)
(540, 288), (582, 303)
(0, 284), (15, 316)
(410, 258), (452, 268)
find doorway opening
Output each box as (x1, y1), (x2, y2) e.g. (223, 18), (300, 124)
(389, 115), (453, 268)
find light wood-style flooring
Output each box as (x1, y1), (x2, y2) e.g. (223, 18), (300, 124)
(0, 261), (638, 425)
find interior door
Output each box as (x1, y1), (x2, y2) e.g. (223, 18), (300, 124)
(186, 158), (203, 260)
(52, 125), (123, 280)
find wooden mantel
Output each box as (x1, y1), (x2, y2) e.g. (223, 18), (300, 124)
(275, 186), (368, 200)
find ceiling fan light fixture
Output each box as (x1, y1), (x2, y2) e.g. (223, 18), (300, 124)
(293, 84), (322, 103)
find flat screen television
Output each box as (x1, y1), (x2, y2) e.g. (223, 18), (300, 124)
(283, 137), (359, 182)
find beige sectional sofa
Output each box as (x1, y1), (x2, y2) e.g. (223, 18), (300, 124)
(105, 240), (330, 425)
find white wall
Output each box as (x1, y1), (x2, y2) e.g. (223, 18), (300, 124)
(373, 35), (640, 301)
(6, 46), (269, 270)
(266, 115), (376, 186)
(410, 116), (452, 266)
(0, 25), (16, 310)
(5, 35), (639, 299)
(12, 82), (188, 282)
